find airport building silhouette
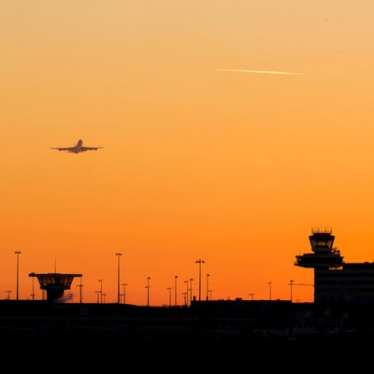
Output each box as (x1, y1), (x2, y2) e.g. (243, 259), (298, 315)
(1, 231), (374, 338)
(29, 272), (82, 302)
(24, 230), (374, 305)
(296, 230), (374, 303)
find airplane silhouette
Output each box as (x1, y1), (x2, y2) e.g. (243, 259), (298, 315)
(51, 139), (103, 154)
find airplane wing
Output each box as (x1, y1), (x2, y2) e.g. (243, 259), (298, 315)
(51, 147), (74, 152)
(80, 147), (103, 151)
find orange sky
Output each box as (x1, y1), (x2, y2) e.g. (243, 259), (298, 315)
(1, 1), (374, 304)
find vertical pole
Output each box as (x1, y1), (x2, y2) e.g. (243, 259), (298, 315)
(15, 251), (21, 301)
(206, 273), (210, 301)
(98, 279), (103, 304)
(115, 253), (123, 304)
(117, 254), (120, 304)
(184, 280), (189, 305)
(78, 280), (83, 304)
(268, 282), (272, 301)
(195, 259), (205, 301)
(199, 263), (202, 301)
(189, 278), (193, 304)
(174, 275), (178, 306)
(146, 277), (151, 306)
(31, 277), (35, 301)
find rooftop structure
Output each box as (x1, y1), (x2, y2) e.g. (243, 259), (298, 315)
(29, 272), (82, 302)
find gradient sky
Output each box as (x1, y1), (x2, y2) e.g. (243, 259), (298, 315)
(2, 1), (374, 304)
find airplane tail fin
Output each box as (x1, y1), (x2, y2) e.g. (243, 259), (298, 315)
(76, 139), (83, 147)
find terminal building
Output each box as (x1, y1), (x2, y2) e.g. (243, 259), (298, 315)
(296, 230), (374, 304)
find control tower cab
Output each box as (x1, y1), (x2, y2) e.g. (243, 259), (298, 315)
(296, 230), (343, 269)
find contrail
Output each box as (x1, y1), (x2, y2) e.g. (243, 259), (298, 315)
(217, 68), (303, 76)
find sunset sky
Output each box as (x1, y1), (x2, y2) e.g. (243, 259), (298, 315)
(2, 1), (374, 304)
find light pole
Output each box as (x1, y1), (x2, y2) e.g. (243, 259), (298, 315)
(15, 251), (21, 300)
(77, 281), (83, 304)
(98, 279), (103, 304)
(206, 273), (210, 301)
(167, 287), (172, 307)
(115, 252), (123, 304)
(189, 278), (194, 304)
(208, 289), (213, 300)
(146, 276), (151, 306)
(268, 281), (272, 301)
(289, 280), (294, 302)
(184, 280), (189, 305)
(195, 259), (205, 301)
(174, 275), (178, 306)
(31, 277), (35, 301)
(95, 290), (101, 304)
(5, 290), (11, 300)
(121, 283), (128, 304)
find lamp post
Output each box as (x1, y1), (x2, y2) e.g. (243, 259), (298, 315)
(195, 259), (205, 301)
(206, 273), (210, 301)
(15, 251), (21, 300)
(189, 278), (194, 304)
(95, 290), (101, 304)
(98, 279), (103, 304)
(184, 280), (189, 305)
(146, 276), (151, 306)
(115, 252), (123, 304)
(121, 283), (128, 304)
(31, 277), (35, 301)
(174, 275), (178, 306)
(5, 290), (11, 300)
(167, 287), (172, 307)
(77, 281), (83, 304)
(268, 281), (272, 301)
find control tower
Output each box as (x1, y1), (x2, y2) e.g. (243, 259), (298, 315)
(296, 230), (343, 269)
(295, 230), (343, 302)
(29, 272), (82, 302)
